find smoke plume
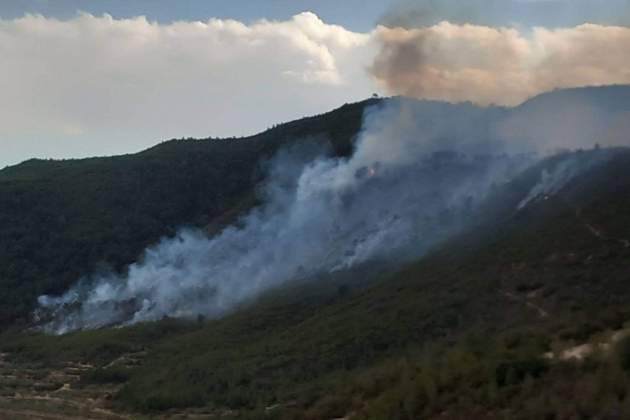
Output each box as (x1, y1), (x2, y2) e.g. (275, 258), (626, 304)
(36, 99), (530, 334)
(371, 0), (630, 106)
(370, 22), (630, 106)
(36, 84), (630, 334)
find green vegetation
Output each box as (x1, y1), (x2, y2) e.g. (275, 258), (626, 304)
(3, 148), (630, 418)
(298, 330), (630, 420)
(3, 87), (630, 418)
(0, 99), (378, 328)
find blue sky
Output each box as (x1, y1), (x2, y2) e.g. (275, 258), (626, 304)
(0, 0), (391, 31)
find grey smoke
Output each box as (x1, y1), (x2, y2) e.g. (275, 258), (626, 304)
(516, 150), (612, 210)
(37, 89), (628, 334)
(35, 100), (522, 333)
(371, 2), (630, 106)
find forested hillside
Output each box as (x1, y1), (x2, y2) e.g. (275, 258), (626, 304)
(2, 86), (630, 419)
(4, 148), (630, 419)
(0, 99), (378, 328)
(3, 85), (628, 330)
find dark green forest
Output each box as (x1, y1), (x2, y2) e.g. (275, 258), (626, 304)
(3, 87), (630, 418)
(3, 147), (630, 418)
(0, 99), (378, 328)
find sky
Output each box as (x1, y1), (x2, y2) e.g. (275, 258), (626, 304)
(0, 0), (390, 31)
(1, 0), (629, 168)
(383, 0), (630, 28)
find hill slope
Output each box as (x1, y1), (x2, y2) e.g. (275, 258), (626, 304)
(0, 99), (378, 328)
(3, 148), (630, 419)
(2, 85), (630, 419)
(3, 85), (629, 330)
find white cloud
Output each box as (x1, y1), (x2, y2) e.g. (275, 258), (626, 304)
(0, 12), (375, 167)
(2, 12), (629, 168)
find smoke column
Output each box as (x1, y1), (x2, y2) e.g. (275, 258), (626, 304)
(36, 99), (530, 333)
(37, 87), (629, 334)
(370, 1), (630, 105)
(33, 0), (630, 333)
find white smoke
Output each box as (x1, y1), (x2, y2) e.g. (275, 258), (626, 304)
(36, 99), (532, 334)
(517, 160), (581, 210)
(37, 88), (628, 334)
(517, 148), (614, 210)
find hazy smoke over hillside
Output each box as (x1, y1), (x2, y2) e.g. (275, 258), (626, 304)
(37, 99), (535, 334)
(37, 87), (629, 334)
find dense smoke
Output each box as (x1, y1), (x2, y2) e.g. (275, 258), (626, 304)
(370, 23), (630, 106)
(371, 0), (630, 105)
(517, 150), (613, 210)
(37, 85), (629, 334)
(36, 99), (530, 334)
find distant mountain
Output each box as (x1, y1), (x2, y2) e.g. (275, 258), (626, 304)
(3, 84), (630, 330)
(518, 84), (630, 113)
(501, 84), (630, 153)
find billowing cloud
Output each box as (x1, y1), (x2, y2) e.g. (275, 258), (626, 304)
(0, 12), (374, 167)
(2, 10), (630, 168)
(370, 22), (630, 105)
